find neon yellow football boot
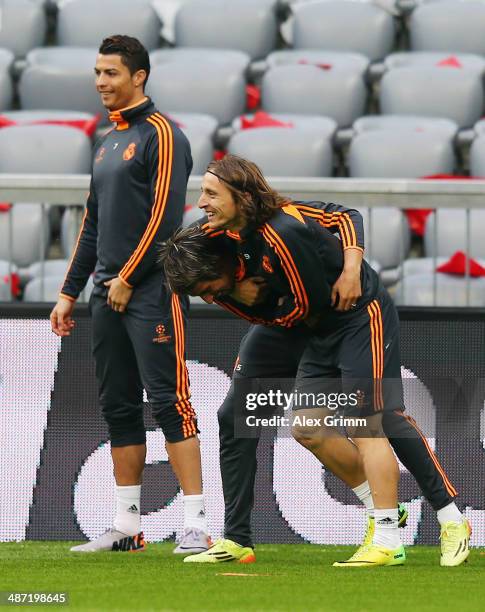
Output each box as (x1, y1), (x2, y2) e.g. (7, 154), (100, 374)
(183, 538), (256, 564)
(333, 543), (406, 568)
(355, 503), (408, 554)
(440, 519), (471, 567)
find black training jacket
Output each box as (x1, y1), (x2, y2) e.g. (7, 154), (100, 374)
(202, 201), (379, 330)
(61, 97), (192, 301)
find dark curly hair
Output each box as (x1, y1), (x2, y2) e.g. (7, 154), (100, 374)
(159, 225), (234, 294)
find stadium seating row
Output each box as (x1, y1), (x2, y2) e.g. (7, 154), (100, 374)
(2, 47), (485, 132)
(3, 0), (485, 61)
(4, 114), (485, 185)
(1, 0), (485, 306)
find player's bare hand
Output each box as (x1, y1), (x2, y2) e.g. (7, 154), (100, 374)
(104, 277), (133, 313)
(331, 269), (362, 312)
(50, 296), (76, 337)
(231, 276), (268, 306)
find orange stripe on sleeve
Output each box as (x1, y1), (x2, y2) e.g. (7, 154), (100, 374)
(262, 224), (309, 326)
(322, 212), (351, 247)
(293, 205), (359, 248)
(59, 292), (76, 302)
(119, 113), (173, 283)
(342, 212), (357, 247)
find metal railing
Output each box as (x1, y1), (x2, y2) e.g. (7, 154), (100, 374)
(1, 174), (485, 306)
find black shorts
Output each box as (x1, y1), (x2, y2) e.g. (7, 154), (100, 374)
(89, 273), (197, 445)
(295, 287), (404, 416)
(234, 287), (404, 418)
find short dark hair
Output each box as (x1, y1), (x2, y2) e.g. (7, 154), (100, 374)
(159, 226), (232, 294)
(99, 35), (151, 89)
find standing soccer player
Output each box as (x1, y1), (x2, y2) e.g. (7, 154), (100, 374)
(160, 155), (471, 567)
(50, 35), (209, 554)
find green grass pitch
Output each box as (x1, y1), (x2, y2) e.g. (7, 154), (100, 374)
(1, 542), (484, 611)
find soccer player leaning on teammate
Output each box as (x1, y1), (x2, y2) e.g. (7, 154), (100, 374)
(160, 154), (471, 568)
(50, 35), (209, 555)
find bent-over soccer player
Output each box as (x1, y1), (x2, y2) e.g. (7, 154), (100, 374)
(160, 155), (470, 568)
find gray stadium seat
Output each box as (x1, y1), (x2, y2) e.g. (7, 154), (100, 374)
(19, 48), (106, 118)
(349, 129), (453, 284)
(265, 50), (369, 74)
(424, 209), (485, 259)
(0, 110), (98, 135)
(292, 1), (395, 62)
(231, 113), (337, 137)
(399, 207), (485, 289)
(0, 49), (14, 111)
(349, 130), (456, 178)
(262, 64), (367, 128)
(0, 282), (12, 302)
(393, 274), (485, 306)
(353, 115), (459, 140)
(26, 259), (70, 281)
(0, 259), (18, 302)
(401, 256), (485, 278)
(175, 0), (278, 60)
(182, 205), (205, 228)
(147, 61), (246, 125)
(0, 204), (50, 268)
(227, 126), (335, 177)
(379, 67), (484, 129)
(470, 133), (485, 177)
(60, 207), (85, 260)
(0, 125), (92, 267)
(23, 275), (94, 303)
(0, 124), (92, 174)
(57, 0), (161, 50)
(410, 1), (485, 55)
(151, 0), (189, 45)
(167, 113), (217, 175)
(0, 0), (47, 59)
(384, 51), (485, 73)
(473, 118), (485, 137)
(150, 48), (250, 74)
(360, 207), (411, 286)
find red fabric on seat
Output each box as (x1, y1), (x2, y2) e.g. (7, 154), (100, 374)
(2, 273), (20, 297)
(436, 251), (485, 277)
(246, 84), (261, 111)
(406, 175), (482, 236)
(298, 59), (332, 70)
(436, 56), (463, 68)
(240, 111), (293, 130)
(0, 113), (101, 137)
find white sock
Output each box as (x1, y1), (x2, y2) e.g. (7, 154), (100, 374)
(352, 480), (374, 518)
(373, 508), (401, 549)
(113, 485), (141, 536)
(183, 494), (208, 532)
(437, 502), (463, 526)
